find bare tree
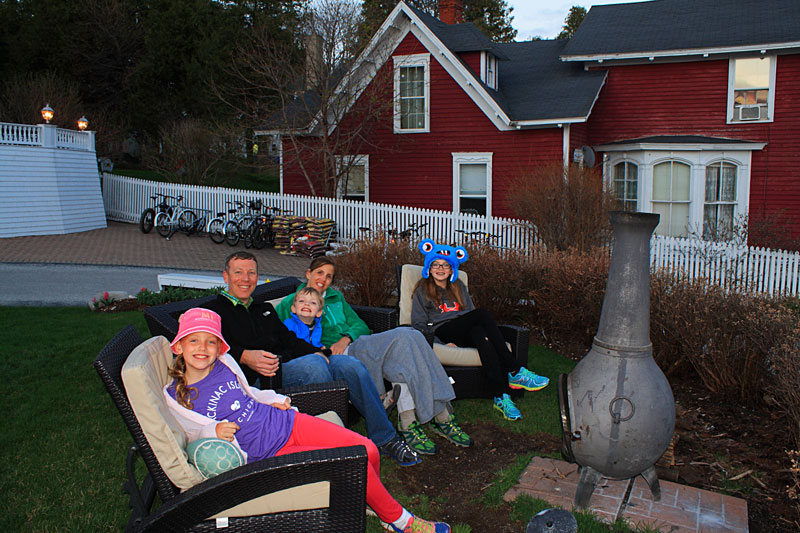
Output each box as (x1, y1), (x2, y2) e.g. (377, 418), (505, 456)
(220, 0), (395, 196)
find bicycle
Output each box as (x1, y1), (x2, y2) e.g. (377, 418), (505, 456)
(208, 201), (239, 245)
(153, 198), (198, 239)
(224, 200), (265, 248)
(139, 194), (178, 234)
(454, 229), (507, 250)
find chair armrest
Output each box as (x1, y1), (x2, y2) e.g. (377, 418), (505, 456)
(279, 380), (349, 425)
(499, 324), (530, 367)
(351, 305), (397, 333)
(138, 446), (368, 532)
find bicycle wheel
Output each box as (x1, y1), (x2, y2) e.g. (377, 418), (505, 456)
(139, 208), (155, 233)
(155, 212), (172, 238)
(208, 218), (226, 244)
(252, 222), (268, 249)
(178, 210), (198, 235)
(224, 221), (241, 246)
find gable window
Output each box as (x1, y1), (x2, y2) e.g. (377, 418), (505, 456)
(703, 162), (737, 239)
(336, 155), (368, 202)
(728, 56), (775, 123)
(613, 161), (638, 211)
(453, 152), (492, 216)
(394, 54), (430, 133)
(481, 52), (497, 90)
(652, 161), (691, 237)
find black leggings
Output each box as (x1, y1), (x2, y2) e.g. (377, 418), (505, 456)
(433, 308), (520, 396)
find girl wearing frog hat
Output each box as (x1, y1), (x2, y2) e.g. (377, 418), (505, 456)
(410, 240), (549, 422)
(165, 307), (450, 533)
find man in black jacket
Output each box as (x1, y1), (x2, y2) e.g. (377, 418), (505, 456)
(205, 252), (420, 466)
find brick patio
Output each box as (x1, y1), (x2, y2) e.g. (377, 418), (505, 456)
(504, 457), (748, 532)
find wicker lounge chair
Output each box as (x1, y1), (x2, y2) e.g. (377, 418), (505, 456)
(94, 325), (368, 532)
(396, 264), (530, 398)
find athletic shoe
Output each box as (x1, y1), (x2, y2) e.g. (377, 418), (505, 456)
(383, 514), (451, 533)
(399, 421), (439, 455)
(494, 393), (522, 421)
(383, 384), (401, 415)
(429, 413), (473, 447)
(378, 435), (422, 466)
(508, 367), (549, 391)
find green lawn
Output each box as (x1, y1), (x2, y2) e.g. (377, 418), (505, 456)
(0, 306), (646, 532)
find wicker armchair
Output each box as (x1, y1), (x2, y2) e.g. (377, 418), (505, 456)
(396, 264), (530, 399)
(94, 325), (367, 532)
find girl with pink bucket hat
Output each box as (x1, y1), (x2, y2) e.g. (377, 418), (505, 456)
(164, 307), (450, 533)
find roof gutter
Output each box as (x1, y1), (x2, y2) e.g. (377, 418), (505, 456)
(561, 40), (800, 63)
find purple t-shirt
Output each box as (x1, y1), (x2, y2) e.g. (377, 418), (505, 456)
(168, 361), (295, 461)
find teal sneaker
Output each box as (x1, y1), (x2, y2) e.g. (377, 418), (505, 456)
(399, 421), (439, 455)
(494, 393), (522, 421)
(508, 367), (549, 391)
(430, 413), (473, 447)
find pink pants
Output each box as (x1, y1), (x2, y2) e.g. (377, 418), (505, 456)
(275, 412), (403, 523)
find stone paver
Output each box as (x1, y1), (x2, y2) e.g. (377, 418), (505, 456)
(505, 456), (749, 532)
(0, 221), (312, 278)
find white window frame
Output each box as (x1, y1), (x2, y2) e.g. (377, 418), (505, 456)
(651, 159), (693, 237)
(726, 55), (777, 124)
(393, 53), (431, 134)
(603, 149), (753, 239)
(612, 160), (639, 212)
(452, 152), (492, 217)
(703, 160), (738, 239)
(480, 52), (497, 90)
(336, 154), (369, 203)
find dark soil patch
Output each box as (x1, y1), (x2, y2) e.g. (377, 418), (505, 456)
(382, 422), (561, 532)
(93, 298), (147, 313)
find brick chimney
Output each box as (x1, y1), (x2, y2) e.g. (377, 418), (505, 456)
(440, 0), (464, 25)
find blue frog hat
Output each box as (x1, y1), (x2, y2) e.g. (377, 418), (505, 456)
(419, 239), (468, 282)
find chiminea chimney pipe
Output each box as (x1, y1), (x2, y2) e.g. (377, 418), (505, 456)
(440, 0), (464, 25)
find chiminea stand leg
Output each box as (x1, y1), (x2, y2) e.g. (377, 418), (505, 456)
(574, 465), (603, 508)
(640, 465), (662, 501)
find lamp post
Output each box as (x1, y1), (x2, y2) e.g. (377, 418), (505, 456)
(77, 116), (89, 131)
(41, 104), (54, 124)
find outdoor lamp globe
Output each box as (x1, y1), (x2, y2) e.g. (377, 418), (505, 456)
(77, 116), (88, 131)
(41, 104), (54, 123)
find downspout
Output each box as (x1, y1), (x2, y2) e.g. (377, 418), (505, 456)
(562, 123), (570, 180)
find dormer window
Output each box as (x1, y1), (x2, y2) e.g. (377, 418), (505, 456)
(481, 52), (497, 90)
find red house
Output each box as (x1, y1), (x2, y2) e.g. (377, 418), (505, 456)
(278, 0), (800, 243)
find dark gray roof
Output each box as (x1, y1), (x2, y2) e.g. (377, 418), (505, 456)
(562, 0), (800, 59)
(493, 40), (606, 121)
(408, 5), (509, 59)
(406, 6), (605, 122)
(598, 135), (760, 146)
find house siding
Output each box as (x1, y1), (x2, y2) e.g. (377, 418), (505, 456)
(283, 32), (565, 218)
(587, 55), (800, 236)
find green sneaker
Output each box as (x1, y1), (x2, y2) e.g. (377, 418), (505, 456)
(430, 414), (473, 447)
(399, 421), (439, 455)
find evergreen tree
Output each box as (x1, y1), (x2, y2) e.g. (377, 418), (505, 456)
(556, 5), (586, 40)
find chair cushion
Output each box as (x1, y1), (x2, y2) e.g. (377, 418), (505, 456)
(122, 336), (333, 517)
(398, 264), (469, 326)
(432, 342), (483, 366)
(187, 438), (246, 480)
(122, 335), (205, 489)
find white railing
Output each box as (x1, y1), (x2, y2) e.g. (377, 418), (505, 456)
(0, 122), (41, 146)
(101, 173), (800, 297)
(0, 121), (94, 151)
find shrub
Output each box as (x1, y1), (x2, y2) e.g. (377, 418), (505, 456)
(507, 162), (618, 253)
(135, 286), (224, 306)
(333, 231), (419, 307)
(766, 321), (800, 448)
(527, 247), (610, 352)
(651, 273), (798, 404)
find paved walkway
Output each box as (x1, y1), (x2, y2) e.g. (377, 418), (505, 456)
(0, 221), (312, 276)
(505, 457), (748, 532)
(0, 222), (313, 305)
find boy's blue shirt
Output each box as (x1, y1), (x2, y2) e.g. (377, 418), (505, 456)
(283, 313), (323, 348)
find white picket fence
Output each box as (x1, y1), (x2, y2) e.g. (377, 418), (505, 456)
(101, 173), (800, 297)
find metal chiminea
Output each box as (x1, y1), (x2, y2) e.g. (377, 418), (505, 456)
(558, 211), (675, 508)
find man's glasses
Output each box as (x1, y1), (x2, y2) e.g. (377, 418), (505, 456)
(430, 262), (451, 270)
